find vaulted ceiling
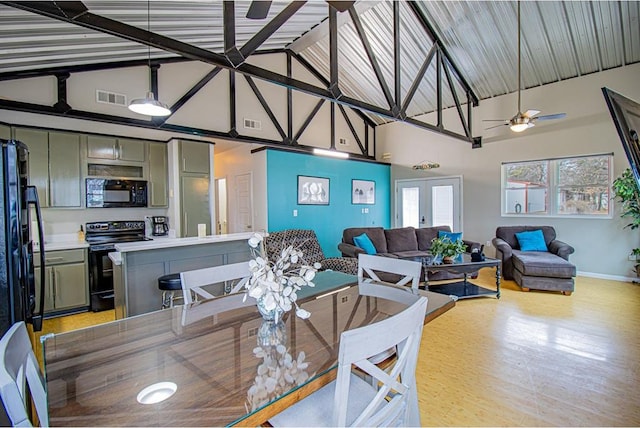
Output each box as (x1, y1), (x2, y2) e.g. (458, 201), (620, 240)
(1, 1), (638, 144)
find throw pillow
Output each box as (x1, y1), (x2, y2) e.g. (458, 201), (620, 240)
(353, 233), (377, 255)
(438, 230), (463, 242)
(515, 229), (548, 251)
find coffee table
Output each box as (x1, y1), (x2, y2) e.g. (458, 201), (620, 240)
(406, 253), (501, 299)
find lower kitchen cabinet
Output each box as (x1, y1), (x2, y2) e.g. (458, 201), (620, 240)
(35, 249), (89, 314)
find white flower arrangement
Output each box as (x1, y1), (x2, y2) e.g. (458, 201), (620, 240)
(245, 233), (319, 320)
(246, 343), (312, 412)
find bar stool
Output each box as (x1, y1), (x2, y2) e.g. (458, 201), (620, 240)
(158, 273), (183, 309)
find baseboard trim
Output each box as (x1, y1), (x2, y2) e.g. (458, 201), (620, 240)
(577, 271), (638, 283)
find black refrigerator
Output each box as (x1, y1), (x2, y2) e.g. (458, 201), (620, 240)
(0, 139), (45, 336)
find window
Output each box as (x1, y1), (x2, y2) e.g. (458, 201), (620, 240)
(502, 154), (612, 217)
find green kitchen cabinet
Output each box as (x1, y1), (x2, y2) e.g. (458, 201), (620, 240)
(15, 128), (81, 208)
(181, 175), (211, 237)
(180, 140), (210, 174)
(148, 142), (168, 207)
(34, 249), (88, 314)
(87, 135), (145, 162)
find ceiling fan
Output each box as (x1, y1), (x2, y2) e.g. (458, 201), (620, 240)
(246, 1), (354, 20)
(484, 1), (566, 133)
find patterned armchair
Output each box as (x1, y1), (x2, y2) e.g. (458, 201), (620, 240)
(264, 229), (358, 275)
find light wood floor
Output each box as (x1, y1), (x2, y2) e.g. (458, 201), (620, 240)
(419, 270), (640, 426)
(37, 272), (640, 426)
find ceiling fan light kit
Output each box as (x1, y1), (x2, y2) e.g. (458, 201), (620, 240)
(483, 1), (565, 133)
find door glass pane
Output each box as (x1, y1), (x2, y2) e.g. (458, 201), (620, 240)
(401, 187), (419, 228)
(432, 185), (453, 230)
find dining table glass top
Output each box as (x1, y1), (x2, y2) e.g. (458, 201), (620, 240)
(42, 271), (452, 427)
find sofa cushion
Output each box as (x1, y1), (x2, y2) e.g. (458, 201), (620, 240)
(416, 226), (451, 251)
(496, 226), (556, 250)
(343, 227), (388, 254)
(353, 233), (377, 255)
(512, 251), (576, 278)
(515, 229), (548, 252)
(385, 227), (418, 253)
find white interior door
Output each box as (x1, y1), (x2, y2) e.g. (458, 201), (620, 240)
(215, 177), (228, 234)
(235, 173), (253, 233)
(396, 176), (462, 231)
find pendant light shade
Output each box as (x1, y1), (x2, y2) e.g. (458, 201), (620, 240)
(129, 91), (171, 116)
(128, 0), (171, 117)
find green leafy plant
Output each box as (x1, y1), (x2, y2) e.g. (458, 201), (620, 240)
(612, 168), (640, 230)
(612, 168), (640, 275)
(429, 236), (467, 260)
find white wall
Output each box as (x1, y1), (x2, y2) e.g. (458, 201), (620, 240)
(378, 63), (640, 280)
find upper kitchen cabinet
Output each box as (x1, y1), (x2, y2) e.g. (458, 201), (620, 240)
(180, 140), (211, 174)
(148, 142), (168, 207)
(15, 128), (81, 208)
(0, 124), (10, 139)
(87, 135), (145, 162)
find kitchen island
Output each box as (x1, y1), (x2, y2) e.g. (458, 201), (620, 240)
(110, 232), (257, 318)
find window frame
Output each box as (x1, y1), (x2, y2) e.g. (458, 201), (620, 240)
(501, 154), (613, 219)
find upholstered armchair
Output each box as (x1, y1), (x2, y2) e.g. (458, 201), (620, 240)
(493, 226), (576, 295)
(264, 229), (358, 275)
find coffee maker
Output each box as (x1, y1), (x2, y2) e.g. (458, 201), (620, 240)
(151, 216), (169, 236)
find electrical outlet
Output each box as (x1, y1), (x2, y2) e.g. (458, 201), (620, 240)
(485, 240), (492, 248)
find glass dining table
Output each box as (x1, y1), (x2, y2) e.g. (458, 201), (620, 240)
(42, 271), (455, 427)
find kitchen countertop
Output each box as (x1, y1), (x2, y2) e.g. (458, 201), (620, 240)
(113, 231), (260, 253)
(34, 233), (89, 252)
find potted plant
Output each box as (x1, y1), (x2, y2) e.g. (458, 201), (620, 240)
(429, 236), (467, 264)
(612, 168), (640, 276)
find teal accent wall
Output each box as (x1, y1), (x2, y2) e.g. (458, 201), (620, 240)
(266, 150), (391, 257)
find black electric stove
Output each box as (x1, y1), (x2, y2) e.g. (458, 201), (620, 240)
(85, 221), (152, 311)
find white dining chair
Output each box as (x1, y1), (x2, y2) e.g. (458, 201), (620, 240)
(0, 322), (48, 427)
(180, 292), (256, 326)
(358, 254), (422, 291)
(179, 261), (251, 304)
(269, 294), (428, 427)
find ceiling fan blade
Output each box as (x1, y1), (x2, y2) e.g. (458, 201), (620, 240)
(246, 1), (272, 19)
(535, 112), (567, 121)
(485, 123), (509, 130)
(327, 1), (355, 12)
(524, 109), (541, 118)
(482, 119), (509, 122)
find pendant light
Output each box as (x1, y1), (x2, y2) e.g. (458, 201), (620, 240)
(128, 1), (171, 117)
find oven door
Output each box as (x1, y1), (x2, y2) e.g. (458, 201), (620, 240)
(88, 247), (115, 311)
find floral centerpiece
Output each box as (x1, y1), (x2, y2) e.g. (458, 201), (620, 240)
(245, 233), (319, 321)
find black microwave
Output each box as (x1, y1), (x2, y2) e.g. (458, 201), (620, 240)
(86, 179), (147, 208)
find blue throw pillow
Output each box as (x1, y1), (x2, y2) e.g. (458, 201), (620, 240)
(515, 229), (548, 252)
(438, 230), (463, 242)
(353, 233), (377, 255)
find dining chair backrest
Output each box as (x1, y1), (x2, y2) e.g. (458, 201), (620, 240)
(179, 261), (251, 304)
(181, 292), (256, 326)
(358, 254), (422, 291)
(334, 295), (428, 426)
(0, 322), (48, 427)
(358, 280), (421, 307)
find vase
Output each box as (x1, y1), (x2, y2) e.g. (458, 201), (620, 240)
(257, 319), (287, 348)
(257, 295), (285, 322)
(443, 256), (455, 264)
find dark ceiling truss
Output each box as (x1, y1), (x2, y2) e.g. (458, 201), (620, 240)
(1, 0), (480, 145)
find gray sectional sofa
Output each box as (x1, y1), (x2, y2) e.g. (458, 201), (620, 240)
(338, 226), (481, 282)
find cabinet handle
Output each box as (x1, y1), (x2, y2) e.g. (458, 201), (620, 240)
(54, 268), (60, 301)
(49, 269), (55, 300)
(183, 157), (186, 171)
(115, 142), (120, 160)
(183, 212), (188, 235)
(45, 257), (64, 263)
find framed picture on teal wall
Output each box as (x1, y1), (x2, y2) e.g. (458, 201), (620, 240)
(298, 175), (329, 205)
(352, 179), (375, 204)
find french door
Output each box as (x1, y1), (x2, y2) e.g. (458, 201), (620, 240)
(396, 176), (462, 231)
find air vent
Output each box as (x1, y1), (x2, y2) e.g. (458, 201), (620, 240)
(243, 118), (261, 130)
(96, 90), (127, 106)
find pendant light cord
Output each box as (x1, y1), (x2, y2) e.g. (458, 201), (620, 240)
(517, 0), (521, 114)
(147, 0), (152, 93)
